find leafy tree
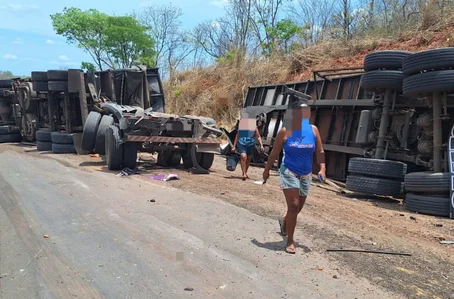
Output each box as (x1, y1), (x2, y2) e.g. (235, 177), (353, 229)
(263, 19), (306, 54)
(51, 7), (156, 70)
(0, 70), (15, 79)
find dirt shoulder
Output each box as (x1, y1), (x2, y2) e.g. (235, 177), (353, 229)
(5, 143), (454, 299)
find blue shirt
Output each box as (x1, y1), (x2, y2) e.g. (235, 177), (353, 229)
(238, 129), (256, 147)
(282, 120), (316, 176)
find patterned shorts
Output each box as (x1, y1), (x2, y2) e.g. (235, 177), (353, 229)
(279, 164), (312, 197)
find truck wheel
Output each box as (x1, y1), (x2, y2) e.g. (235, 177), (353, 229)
(31, 71), (48, 81)
(105, 125), (124, 171)
(402, 48), (454, 76)
(0, 133), (22, 143)
(169, 152), (182, 167)
(47, 70), (68, 81)
(123, 142), (138, 170)
(348, 158), (407, 181)
(36, 129), (52, 142)
(48, 81), (68, 92)
(157, 151), (172, 167)
(403, 70), (454, 97)
(36, 141), (52, 151)
(364, 50), (413, 72)
(33, 82), (48, 92)
(345, 175), (404, 197)
(404, 172), (450, 193)
(20, 113), (38, 142)
(200, 153), (214, 170)
(94, 115), (114, 155)
(359, 70), (404, 92)
(404, 193), (450, 217)
(81, 111), (102, 152)
(52, 143), (76, 154)
(51, 132), (74, 144)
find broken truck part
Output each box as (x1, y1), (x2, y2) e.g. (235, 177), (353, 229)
(225, 47), (454, 218)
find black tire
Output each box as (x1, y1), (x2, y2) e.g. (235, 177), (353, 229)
(182, 151), (204, 169)
(36, 141), (52, 151)
(94, 115), (114, 155)
(51, 132), (74, 144)
(404, 193), (450, 217)
(48, 81), (68, 92)
(123, 142), (138, 169)
(81, 111), (102, 152)
(0, 79), (13, 88)
(52, 143), (76, 154)
(33, 82), (48, 92)
(0, 125), (19, 135)
(105, 125), (124, 171)
(31, 71), (48, 81)
(157, 151), (172, 167)
(169, 152), (182, 167)
(364, 50), (413, 72)
(360, 70), (404, 92)
(47, 70), (68, 81)
(403, 70), (454, 97)
(348, 158), (407, 180)
(36, 129), (52, 142)
(404, 172), (450, 193)
(402, 48), (454, 76)
(346, 175), (404, 197)
(200, 153), (214, 170)
(0, 133), (21, 143)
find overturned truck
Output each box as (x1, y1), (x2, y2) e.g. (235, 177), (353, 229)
(225, 47), (454, 218)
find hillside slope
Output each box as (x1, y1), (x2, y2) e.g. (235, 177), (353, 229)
(165, 25), (454, 127)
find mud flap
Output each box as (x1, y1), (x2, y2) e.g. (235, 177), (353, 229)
(188, 144), (209, 174)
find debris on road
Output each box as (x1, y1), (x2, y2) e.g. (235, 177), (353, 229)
(184, 287), (194, 292)
(43, 234), (49, 238)
(440, 240), (454, 245)
(410, 216), (417, 222)
(149, 199), (156, 203)
(116, 168), (139, 177)
(147, 173), (179, 182)
(435, 223), (443, 227)
(327, 248), (412, 256)
(89, 153), (100, 158)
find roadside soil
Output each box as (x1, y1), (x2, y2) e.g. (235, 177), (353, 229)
(4, 143), (454, 299)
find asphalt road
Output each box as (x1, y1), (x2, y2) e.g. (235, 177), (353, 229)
(0, 148), (401, 299)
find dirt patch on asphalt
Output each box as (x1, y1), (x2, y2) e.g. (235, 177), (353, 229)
(3, 143), (454, 299)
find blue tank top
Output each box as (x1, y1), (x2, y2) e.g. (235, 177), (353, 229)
(282, 120), (316, 176)
(238, 129), (256, 147)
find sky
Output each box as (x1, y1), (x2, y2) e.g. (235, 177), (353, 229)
(0, 0), (229, 76)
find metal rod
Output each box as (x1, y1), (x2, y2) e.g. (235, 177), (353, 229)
(433, 92), (442, 172)
(375, 89), (392, 159)
(327, 248), (412, 256)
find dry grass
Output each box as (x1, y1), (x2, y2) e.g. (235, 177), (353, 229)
(164, 18), (454, 129)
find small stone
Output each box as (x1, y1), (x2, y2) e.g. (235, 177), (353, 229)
(149, 199), (156, 203)
(333, 275), (339, 279)
(410, 216), (417, 221)
(399, 214), (405, 216)
(43, 234), (49, 238)
(184, 287), (194, 292)
(435, 224), (443, 227)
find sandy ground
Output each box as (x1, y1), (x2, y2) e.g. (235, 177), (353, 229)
(1, 142), (454, 299)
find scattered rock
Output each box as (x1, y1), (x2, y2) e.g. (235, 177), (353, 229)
(184, 287), (194, 292)
(399, 213), (405, 216)
(149, 199), (156, 203)
(410, 216), (417, 221)
(333, 275), (339, 279)
(43, 234), (49, 238)
(435, 223), (443, 227)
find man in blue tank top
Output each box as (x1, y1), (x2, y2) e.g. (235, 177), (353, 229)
(262, 101), (326, 254)
(233, 114), (264, 180)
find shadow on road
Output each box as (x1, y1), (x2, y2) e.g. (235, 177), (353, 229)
(251, 238), (312, 253)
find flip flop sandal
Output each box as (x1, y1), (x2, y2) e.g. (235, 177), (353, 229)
(285, 244), (296, 254)
(278, 217), (287, 236)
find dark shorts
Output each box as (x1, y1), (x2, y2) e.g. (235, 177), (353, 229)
(237, 143), (255, 156)
(279, 164), (312, 197)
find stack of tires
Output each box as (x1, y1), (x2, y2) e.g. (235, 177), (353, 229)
(0, 125), (21, 144)
(402, 48), (454, 97)
(359, 50), (412, 94)
(35, 129), (76, 153)
(346, 158), (407, 197)
(81, 111), (116, 156)
(46, 70), (68, 93)
(30, 71), (49, 92)
(403, 172), (450, 217)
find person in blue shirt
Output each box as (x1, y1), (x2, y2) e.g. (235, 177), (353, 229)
(262, 101), (326, 254)
(232, 116), (264, 180)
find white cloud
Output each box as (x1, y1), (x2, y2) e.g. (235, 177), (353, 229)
(46, 39), (54, 44)
(58, 55), (69, 61)
(210, 0), (228, 8)
(3, 54), (17, 60)
(0, 4), (39, 11)
(12, 37), (22, 44)
(139, 1), (153, 7)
